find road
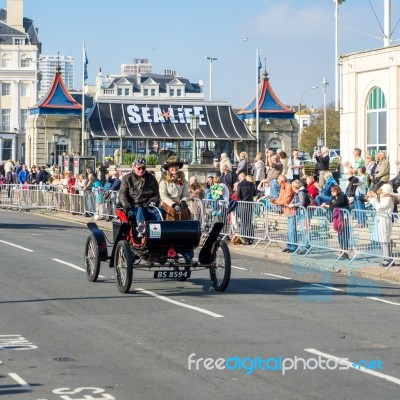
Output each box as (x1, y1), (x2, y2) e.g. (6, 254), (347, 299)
(0, 211), (399, 400)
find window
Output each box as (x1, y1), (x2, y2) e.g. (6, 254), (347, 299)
(117, 88), (123, 96)
(1, 138), (12, 161)
(151, 88), (156, 96)
(2, 83), (11, 96)
(21, 58), (30, 68)
(366, 87), (387, 154)
(124, 88), (129, 96)
(1, 55), (11, 69)
(14, 38), (25, 45)
(2, 109), (11, 131)
(21, 109), (29, 132)
(176, 89), (182, 96)
(169, 89), (174, 96)
(20, 83), (30, 97)
(144, 88), (149, 96)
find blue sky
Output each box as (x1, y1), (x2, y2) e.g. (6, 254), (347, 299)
(9, 0), (400, 108)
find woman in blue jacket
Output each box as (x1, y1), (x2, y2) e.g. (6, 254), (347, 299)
(315, 171), (337, 206)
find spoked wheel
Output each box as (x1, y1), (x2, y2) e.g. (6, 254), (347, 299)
(85, 234), (100, 282)
(114, 240), (133, 293)
(209, 239), (231, 292)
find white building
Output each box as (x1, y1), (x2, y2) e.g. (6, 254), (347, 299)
(38, 54), (74, 98)
(340, 44), (400, 177)
(0, 0), (41, 162)
(121, 58), (152, 76)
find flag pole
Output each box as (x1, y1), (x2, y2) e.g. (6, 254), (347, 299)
(81, 42), (86, 155)
(256, 48), (260, 153)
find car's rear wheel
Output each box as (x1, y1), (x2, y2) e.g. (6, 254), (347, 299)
(114, 240), (133, 293)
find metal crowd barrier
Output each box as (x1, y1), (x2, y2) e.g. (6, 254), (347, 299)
(200, 198), (230, 237)
(2, 183), (399, 270)
(306, 206), (352, 262)
(350, 208), (399, 269)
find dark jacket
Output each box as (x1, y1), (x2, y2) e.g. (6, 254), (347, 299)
(119, 171), (160, 208)
(328, 192), (349, 210)
(315, 153), (330, 172)
(237, 180), (256, 202)
(36, 169), (48, 184)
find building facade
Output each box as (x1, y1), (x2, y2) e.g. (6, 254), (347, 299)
(38, 55), (74, 98)
(340, 44), (400, 177)
(25, 67), (82, 167)
(88, 70), (253, 163)
(0, 0), (41, 162)
(121, 58), (152, 76)
(237, 70), (298, 157)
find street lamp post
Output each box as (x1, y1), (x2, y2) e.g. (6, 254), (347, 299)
(205, 56), (217, 101)
(298, 86), (318, 143)
(118, 121), (127, 166)
(190, 115), (200, 164)
(322, 77), (329, 147)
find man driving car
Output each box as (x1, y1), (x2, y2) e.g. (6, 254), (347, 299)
(118, 158), (162, 237)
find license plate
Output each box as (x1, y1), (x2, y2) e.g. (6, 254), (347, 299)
(153, 270), (191, 279)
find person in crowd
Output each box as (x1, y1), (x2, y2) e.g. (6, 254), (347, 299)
(266, 153), (283, 199)
(236, 172), (256, 244)
(388, 160), (400, 193)
(252, 152), (266, 190)
(365, 154), (377, 192)
(119, 158), (162, 237)
(188, 176), (204, 220)
(270, 174), (295, 252)
(256, 178), (273, 213)
(287, 179), (309, 254)
(75, 174), (87, 195)
(278, 151), (289, 176)
(85, 166), (96, 178)
(35, 166), (49, 185)
(286, 149), (304, 183)
(372, 151), (390, 192)
(87, 174), (104, 220)
(235, 150), (248, 175)
(315, 171), (337, 206)
(28, 166), (37, 184)
(305, 175), (320, 200)
(314, 146), (330, 187)
(109, 171), (122, 191)
(321, 185), (350, 259)
(343, 148), (365, 175)
(220, 165), (236, 197)
(352, 166), (367, 227)
(204, 175), (214, 199)
(208, 176), (229, 216)
(367, 184), (396, 267)
(266, 153), (283, 181)
(216, 152), (232, 176)
(5, 160), (14, 197)
(264, 148), (275, 173)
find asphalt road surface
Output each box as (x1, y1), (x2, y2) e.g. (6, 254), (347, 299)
(0, 211), (399, 400)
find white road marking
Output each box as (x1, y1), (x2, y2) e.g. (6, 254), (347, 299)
(311, 283), (345, 292)
(0, 240), (33, 252)
(262, 272), (292, 280)
(135, 288), (224, 318)
(232, 265), (248, 270)
(8, 373), (30, 386)
(52, 259), (105, 278)
(305, 348), (400, 386)
(366, 297), (400, 306)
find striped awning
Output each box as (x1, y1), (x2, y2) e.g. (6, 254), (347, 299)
(88, 101), (255, 141)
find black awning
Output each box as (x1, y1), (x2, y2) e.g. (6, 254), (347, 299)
(88, 102), (255, 141)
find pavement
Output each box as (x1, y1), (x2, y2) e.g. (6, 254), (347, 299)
(35, 210), (400, 285)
